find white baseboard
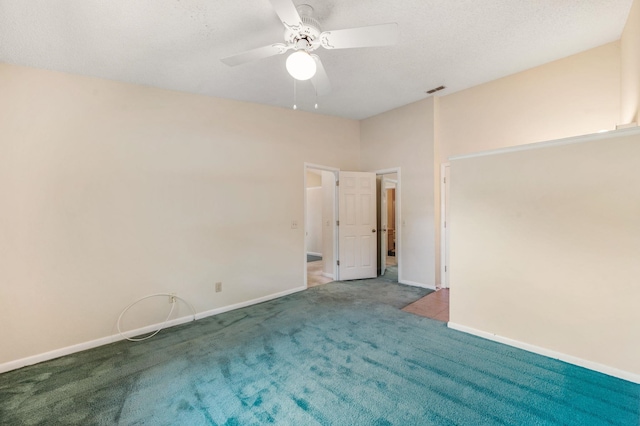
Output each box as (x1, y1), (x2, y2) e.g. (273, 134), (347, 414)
(0, 286), (306, 375)
(447, 322), (640, 384)
(0, 334), (127, 375)
(306, 252), (322, 257)
(194, 286), (305, 320)
(399, 279), (436, 290)
(321, 272), (334, 279)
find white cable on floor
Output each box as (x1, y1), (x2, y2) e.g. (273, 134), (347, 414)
(116, 293), (197, 342)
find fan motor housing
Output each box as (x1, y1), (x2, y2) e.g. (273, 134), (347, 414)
(284, 15), (321, 51)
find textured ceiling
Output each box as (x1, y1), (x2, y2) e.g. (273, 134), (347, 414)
(0, 0), (634, 119)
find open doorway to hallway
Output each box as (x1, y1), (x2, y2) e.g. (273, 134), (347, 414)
(304, 165), (401, 286)
(305, 165), (337, 288)
(383, 177), (398, 268)
(377, 169), (401, 282)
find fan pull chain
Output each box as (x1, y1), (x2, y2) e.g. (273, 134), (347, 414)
(293, 79), (297, 110)
(314, 86), (318, 110)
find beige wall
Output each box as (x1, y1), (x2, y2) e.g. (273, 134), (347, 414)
(360, 98), (436, 288)
(435, 41), (622, 285)
(449, 130), (640, 378)
(438, 41), (621, 162)
(0, 63), (360, 365)
(621, 0), (640, 124)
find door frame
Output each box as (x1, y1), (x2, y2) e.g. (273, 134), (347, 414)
(304, 163), (339, 287)
(440, 162), (450, 288)
(376, 167), (401, 282)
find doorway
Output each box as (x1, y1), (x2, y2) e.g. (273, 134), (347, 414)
(304, 164), (338, 288)
(383, 178), (397, 268)
(376, 168), (401, 281)
(304, 165), (399, 286)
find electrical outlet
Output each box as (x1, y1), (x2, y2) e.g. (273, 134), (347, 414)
(291, 220), (298, 229)
(215, 282), (222, 293)
(169, 293), (177, 303)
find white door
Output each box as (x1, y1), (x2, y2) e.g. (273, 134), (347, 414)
(338, 171), (377, 280)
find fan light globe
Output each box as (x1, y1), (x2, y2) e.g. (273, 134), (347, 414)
(286, 51), (317, 81)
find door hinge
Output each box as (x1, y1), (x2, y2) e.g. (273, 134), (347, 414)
(445, 265), (447, 272)
(337, 260), (340, 266)
(444, 221), (446, 228)
(444, 177), (446, 184)
(336, 180), (339, 186)
(336, 220), (339, 226)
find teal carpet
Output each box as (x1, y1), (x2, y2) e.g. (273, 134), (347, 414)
(1, 278), (638, 425)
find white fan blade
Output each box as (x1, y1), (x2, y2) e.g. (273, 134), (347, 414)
(269, 0), (303, 29)
(319, 23), (398, 50)
(310, 55), (331, 96)
(221, 43), (289, 66)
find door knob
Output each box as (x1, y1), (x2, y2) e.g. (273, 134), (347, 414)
(372, 229), (376, 233)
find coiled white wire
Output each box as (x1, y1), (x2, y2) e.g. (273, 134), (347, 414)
(116, 293), (196, 342)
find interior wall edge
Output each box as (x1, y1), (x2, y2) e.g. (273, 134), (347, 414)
(448, 131), (640, 377)
(448, 125), (640, 161)
(620, 0), (640, 124)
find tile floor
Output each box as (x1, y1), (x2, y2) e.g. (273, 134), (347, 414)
(402, 288), (449, 322)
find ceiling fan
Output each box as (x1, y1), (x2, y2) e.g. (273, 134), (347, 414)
(220, 0), (399, 96)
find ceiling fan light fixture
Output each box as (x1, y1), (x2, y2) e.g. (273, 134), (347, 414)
(286, 51), (317, 80)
